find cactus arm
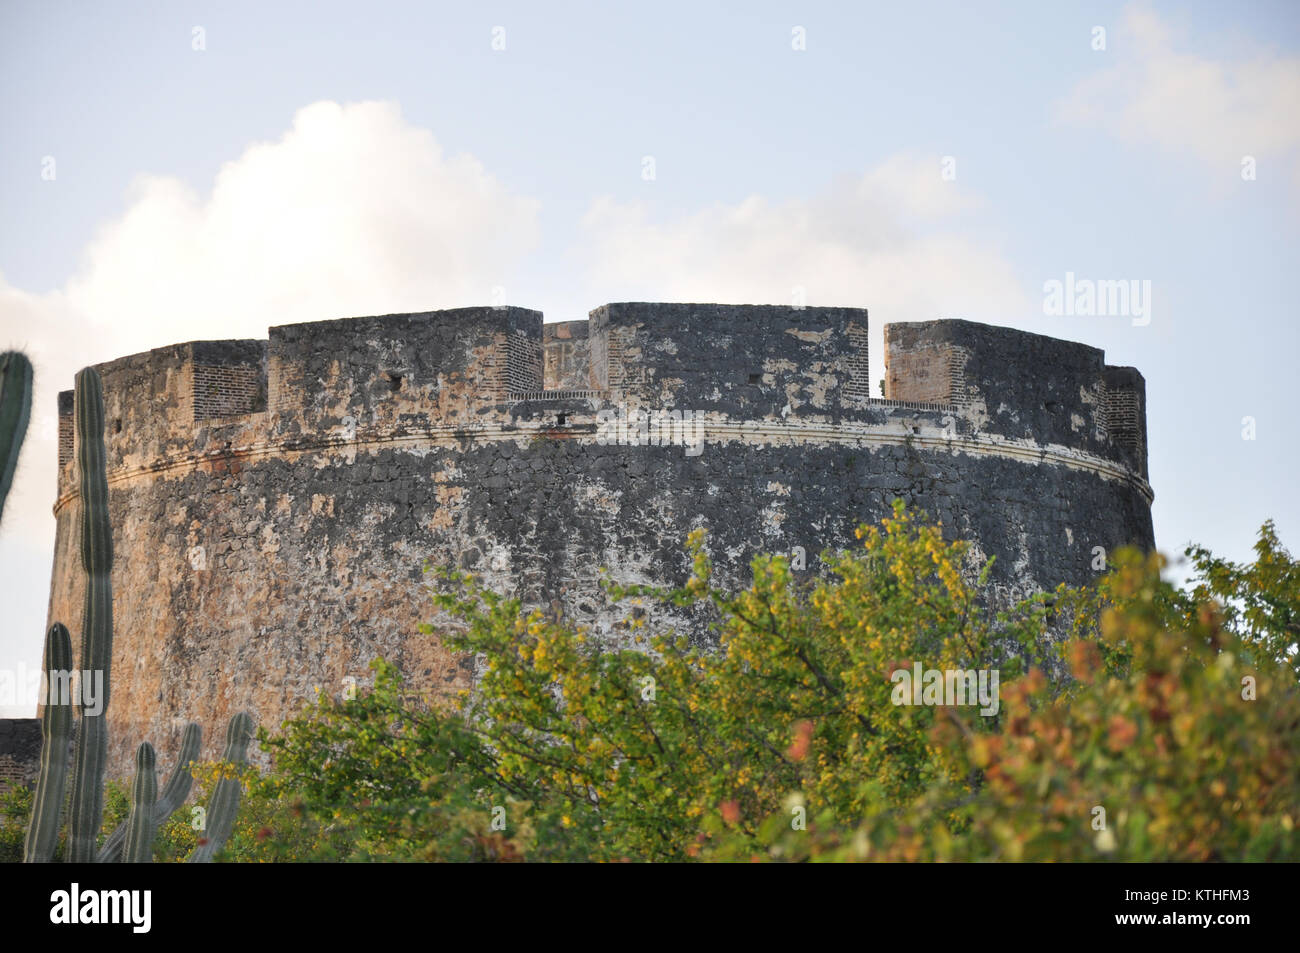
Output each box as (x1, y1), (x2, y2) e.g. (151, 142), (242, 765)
(23, 623), (74, 863)
(94, 816), (126, 864)
(0, 350), (32, 523)
(65, 366), (114, 862)
(123, 742), (157, 863)
(155, 721), (203, 817)
(188, 712), (254, 863)
(96, 721), (201, 863)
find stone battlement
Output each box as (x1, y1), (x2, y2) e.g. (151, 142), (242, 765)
(55, 304), (1149, 502)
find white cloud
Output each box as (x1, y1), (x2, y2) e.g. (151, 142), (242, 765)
(64, 99), (541, 352)
(1056, 5), (1300, 183)
(0, 98), (541, 547)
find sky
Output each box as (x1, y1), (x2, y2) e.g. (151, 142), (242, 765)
(1, 0), (1297, 715)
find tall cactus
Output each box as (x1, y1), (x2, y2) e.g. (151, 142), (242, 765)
(23, 365), (255, 863)
(64, 365), (113, 862)
(0, 350), (33, 522)
(188, 712), (255, 863)
(123, 742), (157, 863)
(97, 721), (201, 863)
(23, 623), (73, 863)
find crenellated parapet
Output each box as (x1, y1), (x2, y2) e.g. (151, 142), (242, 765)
(56, 305), (1150, 498)
(884, 319), (1148, 479)
(47, 306), (1156, 573)
(57, 308), (548, 498)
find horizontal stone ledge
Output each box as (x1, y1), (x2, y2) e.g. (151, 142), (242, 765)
(53, 416), (1153, 515)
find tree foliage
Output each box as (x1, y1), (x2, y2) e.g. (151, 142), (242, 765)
(236, 502), (1299, 862)
(8, 503), (1294, 862)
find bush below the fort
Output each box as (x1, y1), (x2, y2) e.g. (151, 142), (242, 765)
(3, 506), (1296, 862)
(224, 505), (1299, 862)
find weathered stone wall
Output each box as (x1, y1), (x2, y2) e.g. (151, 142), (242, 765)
(885, 319), (1149, 480)
(43, 304), (1154, 777)
(588, 302), (871, 416)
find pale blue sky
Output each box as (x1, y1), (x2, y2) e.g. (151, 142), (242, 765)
(2, 0), (1297, 714)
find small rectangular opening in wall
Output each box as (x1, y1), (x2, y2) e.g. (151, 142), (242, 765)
(748, 373), (761, 385)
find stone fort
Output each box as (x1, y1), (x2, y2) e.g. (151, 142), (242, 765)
(7, 303), (1153, 781)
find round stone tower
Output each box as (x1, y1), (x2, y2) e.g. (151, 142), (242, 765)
(44, 304), (1153, 775)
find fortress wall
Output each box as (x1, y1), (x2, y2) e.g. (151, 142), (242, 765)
(39, 306), (1155, 778)
(56, 344), (195, 494)
(588, 303), (871, 417)
(48, 423), (1152, 777)
(266, 307), (543, 439)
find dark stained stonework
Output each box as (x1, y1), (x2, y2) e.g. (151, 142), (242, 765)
(43, 304), (1154, 776)
(0, 718), (42, 793)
